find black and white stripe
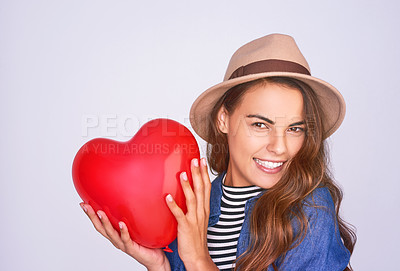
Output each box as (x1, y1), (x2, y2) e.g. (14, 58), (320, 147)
(207, 175), (263, 270)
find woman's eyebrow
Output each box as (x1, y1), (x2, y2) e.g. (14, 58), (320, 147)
(246, 114), (275, 124)
(289, 121), (305, 127)
(247, 114), (305, 127)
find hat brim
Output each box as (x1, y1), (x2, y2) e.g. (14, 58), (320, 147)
(189, 72), (345, 142)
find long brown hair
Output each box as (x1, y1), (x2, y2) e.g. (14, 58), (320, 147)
(206, 77), (356, 270)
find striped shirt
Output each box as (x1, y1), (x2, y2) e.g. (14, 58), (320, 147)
(207, 175), (264, 270)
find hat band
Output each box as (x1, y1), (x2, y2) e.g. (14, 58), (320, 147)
(229, 59), (311, 80)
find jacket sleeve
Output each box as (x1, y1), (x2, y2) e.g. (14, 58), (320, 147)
(275, 188), (351, 271)
(165, 238), (187, 271)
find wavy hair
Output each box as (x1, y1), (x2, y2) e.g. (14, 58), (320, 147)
(206, 77), (356, 270)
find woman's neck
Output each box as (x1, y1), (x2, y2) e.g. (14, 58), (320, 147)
(224, 166), (254, 187)
(224, 170), (234, 186)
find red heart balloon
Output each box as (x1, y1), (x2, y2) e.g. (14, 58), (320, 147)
(72, 118), (200, 248)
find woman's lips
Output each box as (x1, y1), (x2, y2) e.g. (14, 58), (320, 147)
(253, 158), (285, 174)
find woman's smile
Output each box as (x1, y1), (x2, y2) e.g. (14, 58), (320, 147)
(253, 158), (285, 173)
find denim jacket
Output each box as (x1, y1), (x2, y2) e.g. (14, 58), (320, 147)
(165, 173), (351, 270)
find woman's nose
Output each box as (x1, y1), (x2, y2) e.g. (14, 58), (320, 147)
(266, 132), (287, 155)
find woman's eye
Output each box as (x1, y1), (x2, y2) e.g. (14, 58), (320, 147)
(288, 127), (305, 133)
(252, 122), (267, 129)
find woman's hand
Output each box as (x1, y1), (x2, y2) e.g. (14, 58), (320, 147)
(80, 202), (171, 271)
(166, 158), (218, 271)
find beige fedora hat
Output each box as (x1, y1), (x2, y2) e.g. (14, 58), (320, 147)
(189, 33), (345, 141)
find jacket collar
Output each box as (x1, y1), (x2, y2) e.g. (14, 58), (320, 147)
(208, 171), (267, 226)
(208, 172), (224, 225)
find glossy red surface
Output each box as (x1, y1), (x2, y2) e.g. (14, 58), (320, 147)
(72, 118), (200, 248)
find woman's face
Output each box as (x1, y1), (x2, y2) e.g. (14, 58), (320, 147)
(218, 82), (306, 188)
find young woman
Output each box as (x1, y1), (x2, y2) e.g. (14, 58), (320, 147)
(80, 34), (356, 270)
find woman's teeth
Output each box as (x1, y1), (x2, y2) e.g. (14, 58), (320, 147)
(254, 158), (283, 169)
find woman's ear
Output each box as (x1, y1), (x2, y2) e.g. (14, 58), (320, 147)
(217, 106), (229, 133)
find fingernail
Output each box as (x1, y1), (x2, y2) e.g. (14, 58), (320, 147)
(181, 172), (188, 181)
(80, 204), (87, 213)
(119, 222), (123, 230)
(201, 158), (207, 167)
(97, 211), (102, 220)
(193, 158), (199, 167)
(166, 194), (173, 202)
